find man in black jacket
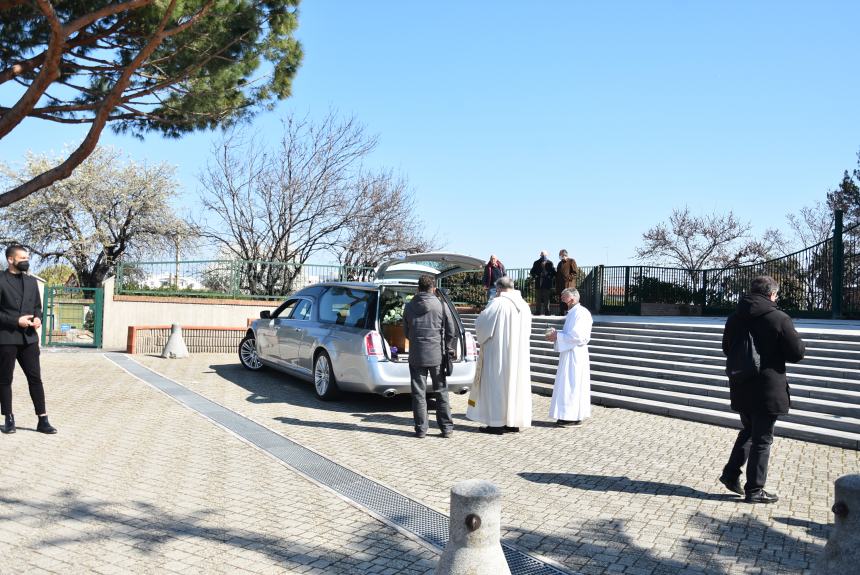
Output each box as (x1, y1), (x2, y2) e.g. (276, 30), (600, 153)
(403, 275), (456, 438)
(719, 275), (804, 503)
(530, 251), (556, 316)
(0, 245), (57, 435)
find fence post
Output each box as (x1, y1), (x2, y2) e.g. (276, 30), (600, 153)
(115, 262), (124, 294)
(230, 260), (241, 299)
(832, 209), (844, 319)
(594, 266), (603, 314)
(623, 266), (630, 314)
(700, 270), (708, 309)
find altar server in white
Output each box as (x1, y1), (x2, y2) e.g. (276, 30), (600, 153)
(467, 276), (533, 434)
(547, 288), (592, 426)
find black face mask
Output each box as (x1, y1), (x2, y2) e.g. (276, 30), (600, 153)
(14, 261), (29, 272)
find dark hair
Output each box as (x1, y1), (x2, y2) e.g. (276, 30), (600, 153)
(750, 275), (779, 297)
(5, 244), (26, 259)
(417, 274), (435, 292)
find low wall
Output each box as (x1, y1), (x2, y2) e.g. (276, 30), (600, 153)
(128, 325), (247, 354)
(102, 277), (278, 350)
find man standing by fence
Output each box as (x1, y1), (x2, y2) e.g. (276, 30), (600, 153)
(0, 245), (57, 435)
(555, 250), (578, 315)
(530, 251), (556, 316)
(719, 275), (804, 504)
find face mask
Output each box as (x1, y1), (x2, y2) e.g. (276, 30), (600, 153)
(14, 261), (29, 272)
(540, 255), (547, 261)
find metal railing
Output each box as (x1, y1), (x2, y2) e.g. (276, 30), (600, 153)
(115, 259), (376, 299)
(588, 217), (860, 318)
(440, 266), (597, 307)
(112, 212), (860, 318)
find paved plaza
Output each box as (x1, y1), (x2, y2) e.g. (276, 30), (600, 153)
(1, 351), (858, 574)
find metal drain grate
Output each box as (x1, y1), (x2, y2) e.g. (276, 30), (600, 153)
(106, 353), (572, 575)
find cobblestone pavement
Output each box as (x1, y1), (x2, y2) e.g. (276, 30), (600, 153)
(0, 353), (438, 575)
(2, 352), (857, 575)
(132, 354), (860, 575)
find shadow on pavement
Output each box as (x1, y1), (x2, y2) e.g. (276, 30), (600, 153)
(209, 362), (491, 437)
(209, 362), (413, 414)
(271, 411), (488, 436)
(503, 511), (825, 575)
(0, 488), (433, 572)
(774, 515), (830, 539)
(519, 472), (737, 501)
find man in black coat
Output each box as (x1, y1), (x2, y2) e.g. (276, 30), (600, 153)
(719, 275), (804, 503)
(403, 275), (456, 438)
(0, 245), (57, 435)
(530, 251), (556, 316)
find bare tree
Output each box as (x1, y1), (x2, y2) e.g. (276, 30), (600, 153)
(636, 206), (779, 272)
(778, 201), (834, 254)
(0, 146), (192, 286)
(336, 171), (438, 274)
(197, 113), (434, 294)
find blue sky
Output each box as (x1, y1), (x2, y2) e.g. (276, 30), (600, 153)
(2, 1), (860, 268)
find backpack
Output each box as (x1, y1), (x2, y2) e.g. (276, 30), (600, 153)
(725, 315), (768, 383)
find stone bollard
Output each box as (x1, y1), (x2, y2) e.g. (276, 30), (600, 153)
(814, 474), (860, 574)
(436, 480), (511, 575)
(160, 324), (189, 359)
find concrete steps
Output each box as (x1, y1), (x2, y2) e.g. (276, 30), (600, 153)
(460, 313), (860, 449)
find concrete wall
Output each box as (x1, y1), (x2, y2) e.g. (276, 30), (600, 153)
(101, 277), (279, 350)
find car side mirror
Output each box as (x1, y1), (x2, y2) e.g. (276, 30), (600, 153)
(260, 310), (271, 319)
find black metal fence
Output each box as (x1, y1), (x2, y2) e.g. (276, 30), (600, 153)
(113, 213), (859, 318)
(586, 216), (860, 319)
(442, 214), (859, 319)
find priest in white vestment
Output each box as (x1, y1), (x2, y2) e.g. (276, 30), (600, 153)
(547, 288), (593, 426)
(467, 276), (533, 434)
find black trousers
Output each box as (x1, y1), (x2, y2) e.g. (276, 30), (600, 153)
(535, 289), (551, 315)
(409, 365), (453, 434)
(558, 292), (569, 315)
(723, 411), (778, 494)
(0, 342), (46, 416)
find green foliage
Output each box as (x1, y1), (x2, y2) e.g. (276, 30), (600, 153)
(630, 276), (695, 305)
(1, 1), (303, 138)
(441, 272), (485, 305)
(36, 263), (76, 286)
(827, 153), (860, 225)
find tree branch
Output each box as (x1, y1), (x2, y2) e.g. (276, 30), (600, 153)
(0, 0), (182, 207)
(0, 0), (65, 139)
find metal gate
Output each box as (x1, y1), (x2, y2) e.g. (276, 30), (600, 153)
(41, 287), (104, 348)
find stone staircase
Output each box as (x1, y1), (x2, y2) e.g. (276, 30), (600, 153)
(459, 313), (860, 449)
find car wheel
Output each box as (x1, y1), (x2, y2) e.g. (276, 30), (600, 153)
(313, 351), (340, 400)
(239, 335), (263, 371)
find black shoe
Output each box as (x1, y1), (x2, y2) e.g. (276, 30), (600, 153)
(718, 475), (744, 496)
(479, 426), (505, 435)
(556, 419), (581, 427)
(1, 414), (15, 434)
(503, 426), (520, 433)
(745, 490), (779, 504)
(441, 430), (453, 438)
(36, 415), (57, 434)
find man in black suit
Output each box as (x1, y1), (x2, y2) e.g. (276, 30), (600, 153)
(0, 245), (57, 434)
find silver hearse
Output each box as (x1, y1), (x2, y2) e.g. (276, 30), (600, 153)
(238, 253), (481, 400)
